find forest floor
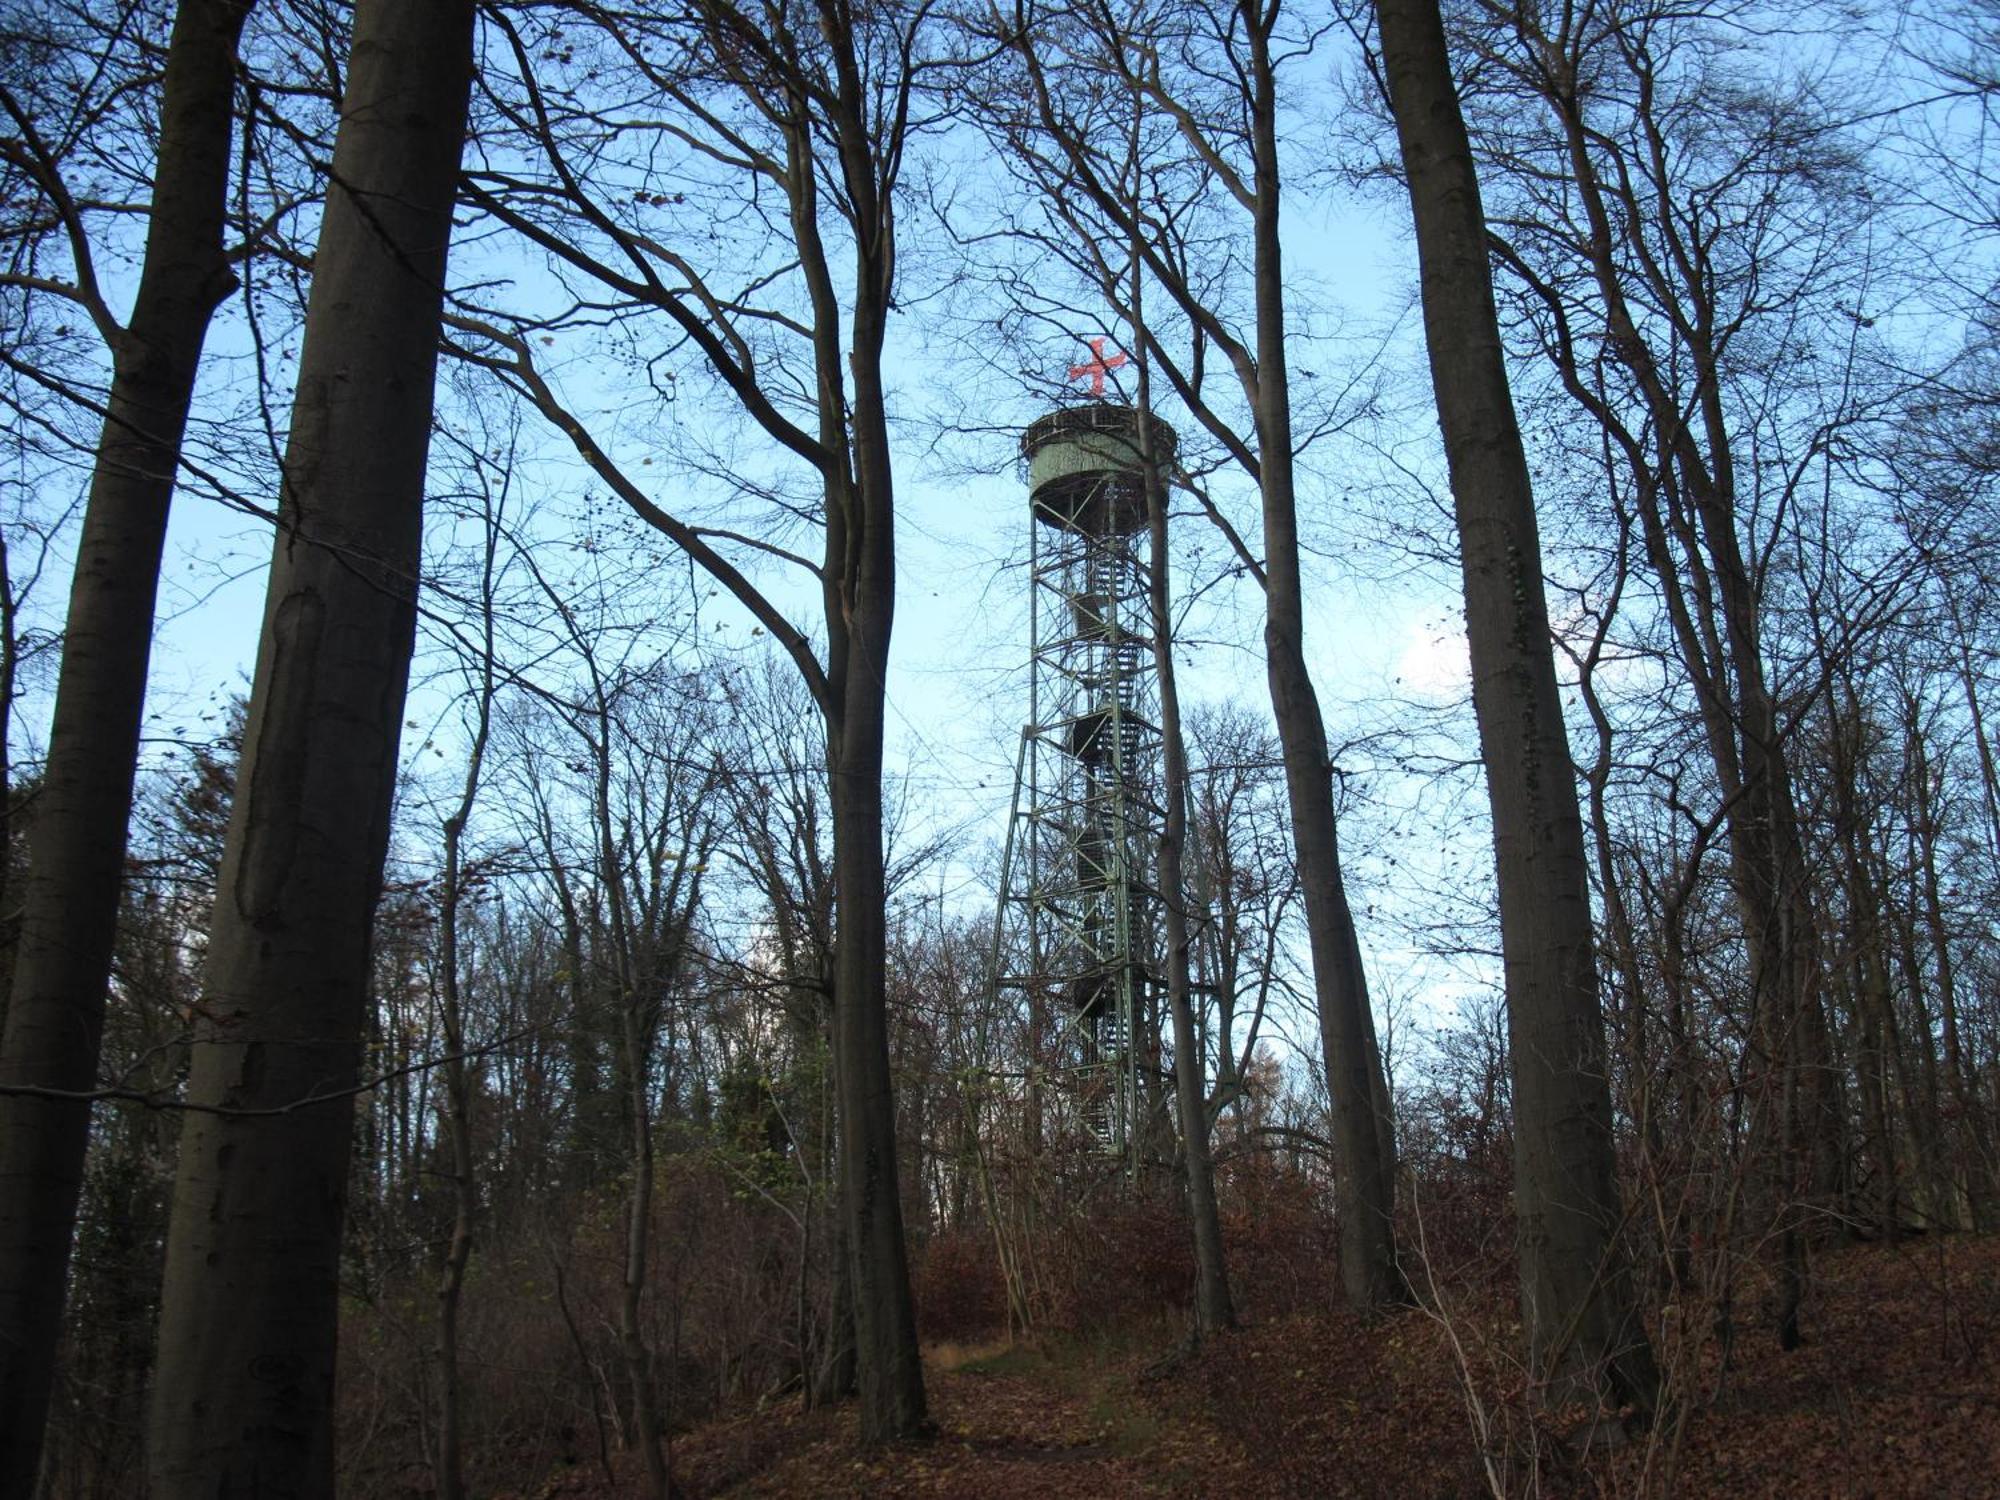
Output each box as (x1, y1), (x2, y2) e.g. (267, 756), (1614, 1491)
(514, 1233), (2000, 1498)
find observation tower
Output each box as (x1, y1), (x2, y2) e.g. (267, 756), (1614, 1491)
(990, 387), (1175, 1171)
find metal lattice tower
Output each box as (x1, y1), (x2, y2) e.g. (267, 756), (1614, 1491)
(991, 402), (1174, 1171)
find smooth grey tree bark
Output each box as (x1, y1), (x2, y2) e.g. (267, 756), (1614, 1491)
(1373, 0), (1661, 1413)
(143, 1), (476, 1492)
(0, 4), (253, 1488)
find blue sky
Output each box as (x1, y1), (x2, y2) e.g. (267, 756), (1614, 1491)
(9, 19), (1500, 1087)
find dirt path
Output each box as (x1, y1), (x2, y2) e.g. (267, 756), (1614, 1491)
(624, 1235), (2000, 1499)
(673, 1345), (1231, 1498)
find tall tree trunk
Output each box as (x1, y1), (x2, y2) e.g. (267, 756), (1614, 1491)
(433, 519), (499, 1500)
(828, 383), (927, 1442)
(434, 836), (479, 1500)
(618, 994), (670, 1496)
(1519, 18), (1841, 1342)
(1906, 690), (1997, 1225)
(0, 5), (252, 1484)
(580, 663), (674, 1496)
(813, 1196), (860, 1407)
(0, 529), (17, 953)
(749, 15), (929, 1440)
(1243, 3), (1400, 1310)
(811, 992), (859, 1407)
(998, 0), (1398, 1301)
(829, 710), (926, 1439)
(1141, 403), (1234, 1336)
(144, 3), (474, 1492)
(1374, 0), (1659, 1412)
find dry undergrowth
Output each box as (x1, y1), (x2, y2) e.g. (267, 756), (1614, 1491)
(505, 1233), (2000, 1498)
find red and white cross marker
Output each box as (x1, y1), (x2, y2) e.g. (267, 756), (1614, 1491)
(1066, 337), (1128, 396)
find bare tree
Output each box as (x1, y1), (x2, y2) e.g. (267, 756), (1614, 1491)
(425, 417), (522, 1500)
(521, 622), (726, 1497)
(446, 0), (940, 1438)
(0, 4), (254, 1480)
(1450, 0), (1912, 1348)
(1142, 396), (1235, 1335)
(1186, 704), (1296, 1124)
(1372, 0), (1659, 1413)
(976, 0), (1401, 1307)
(144, 0), (476, 1490)
(713, 659), (856, 1401)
